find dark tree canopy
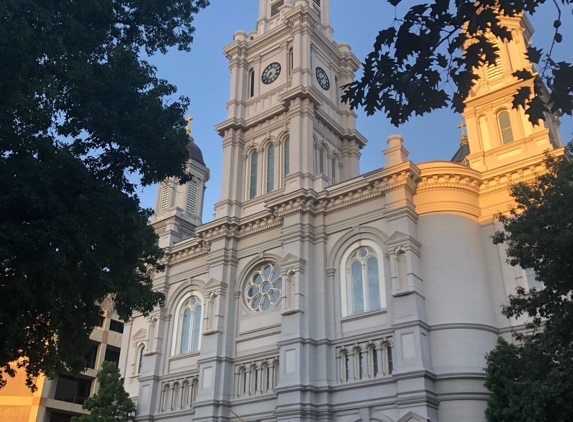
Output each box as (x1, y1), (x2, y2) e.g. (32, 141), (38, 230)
(71, 361), (136, 422)
(343, 0), (573, 126)
(0, 0), (209, 390)
(485, 145), (573, 421)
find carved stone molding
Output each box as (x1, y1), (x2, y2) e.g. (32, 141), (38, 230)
(417, 172), (482, 195)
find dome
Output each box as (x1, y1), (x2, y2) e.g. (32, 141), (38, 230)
(188, 137), (205, 166)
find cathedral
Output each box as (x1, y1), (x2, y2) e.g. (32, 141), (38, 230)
(117, 1), (565, 421)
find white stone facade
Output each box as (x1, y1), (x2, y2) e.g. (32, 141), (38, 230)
(118, 1), (565, 421)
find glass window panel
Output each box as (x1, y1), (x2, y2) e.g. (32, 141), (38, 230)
(319, 148), (325, 173)
(525, 267), (543, 290)
(267, 145), (275, 192)
(274, 278), (282, 290)
(138, 347), (145, 374)
(271, 266), (281, 281)
(252, 295), (262, 309)
(498, 111), (514, 144)
(367, 257), (381, 310)
(263, 265), (272, 279)
(261, 296), (271, 311)
(284, 138), (290, 176)
(253, 274), (263, 285)
(191, 305), (202, 351)
(249, 151), (258, 199)
(351, 261), (364, 314)
(180, 309), (191, 354)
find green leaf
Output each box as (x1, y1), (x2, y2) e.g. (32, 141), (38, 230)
(526, 46), (543, 64)
(513, 86), (531, 109)
(513, 68), (534, 81)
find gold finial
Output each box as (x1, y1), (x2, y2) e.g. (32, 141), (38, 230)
(457, 120), (469, 145)
(186, 114), (194, 135)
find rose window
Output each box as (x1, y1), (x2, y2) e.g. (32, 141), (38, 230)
(245, 264), (283, 312)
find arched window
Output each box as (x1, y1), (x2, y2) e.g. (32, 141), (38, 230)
(289, 48), (294, 76)
(340, 241), (386, 317)
(497, 110), (514, 144)
(340, 350), (349, 382)
(136, 344), (145, 375)
(161, 385), (170, 412)
(249, 69), (255, 98)
(273, 361), (280, 388)
(283, 137), (290, 178)
(383, 342), (393, 376)
(172, 383), (180, 410)
(354, 348), (363, 380)
(335, 76), (339, 104)
(266, 144), (275, 193)
(250, 365), (258, 395)
(331, 155), (339, 184)
(178, 296), (203, 355)
(191, 378), (199, 403)
(368, 344), (378, 378)
(239, 367), (248, 397)
(261, 363), (270, 393)
(318, 146), (327, 174)
(248, 150), (258, 199)
(182, 381), (190, 408)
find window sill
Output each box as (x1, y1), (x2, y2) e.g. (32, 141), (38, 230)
(170, 351), (200, 361)
(341, 308), (387, 323)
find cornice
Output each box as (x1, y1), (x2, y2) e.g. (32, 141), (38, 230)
(417, 162), (483, 195)
(479, 147), (566, 195)
(464, 73), (535, 109)
(168, 239), (211, 265)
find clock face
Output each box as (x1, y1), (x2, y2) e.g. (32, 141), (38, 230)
(261, 62), (281, 85)
(316, 67), (330, 90)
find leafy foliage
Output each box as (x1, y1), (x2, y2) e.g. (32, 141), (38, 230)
(0, 0), (209, 390)
(485, 144), (573, 421)
(72, 361), (136, 422)
(342, 0), (573, 126)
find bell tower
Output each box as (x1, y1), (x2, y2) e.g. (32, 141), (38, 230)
(462, 14), (562, 172)
(152, 116), (210, 248)
(214, 0), (367, 220)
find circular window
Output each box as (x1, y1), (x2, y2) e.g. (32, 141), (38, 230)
(245, 263), (283, 312)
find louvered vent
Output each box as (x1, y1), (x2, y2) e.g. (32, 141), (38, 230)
(486, 55), (503, 80)
(271, 0), (284, 17)
(160, 181), (171, 211)
(187, 182), (198, 215)
(314, 0), (321, 7)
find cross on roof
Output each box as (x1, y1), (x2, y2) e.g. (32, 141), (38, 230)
(457, 120), (467, 137)
(186, 114), (194, 135)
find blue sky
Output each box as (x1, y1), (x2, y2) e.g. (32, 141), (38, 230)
(139, 1), (573, 221)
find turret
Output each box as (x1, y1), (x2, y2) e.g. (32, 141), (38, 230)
(152, 116), (210, 248)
